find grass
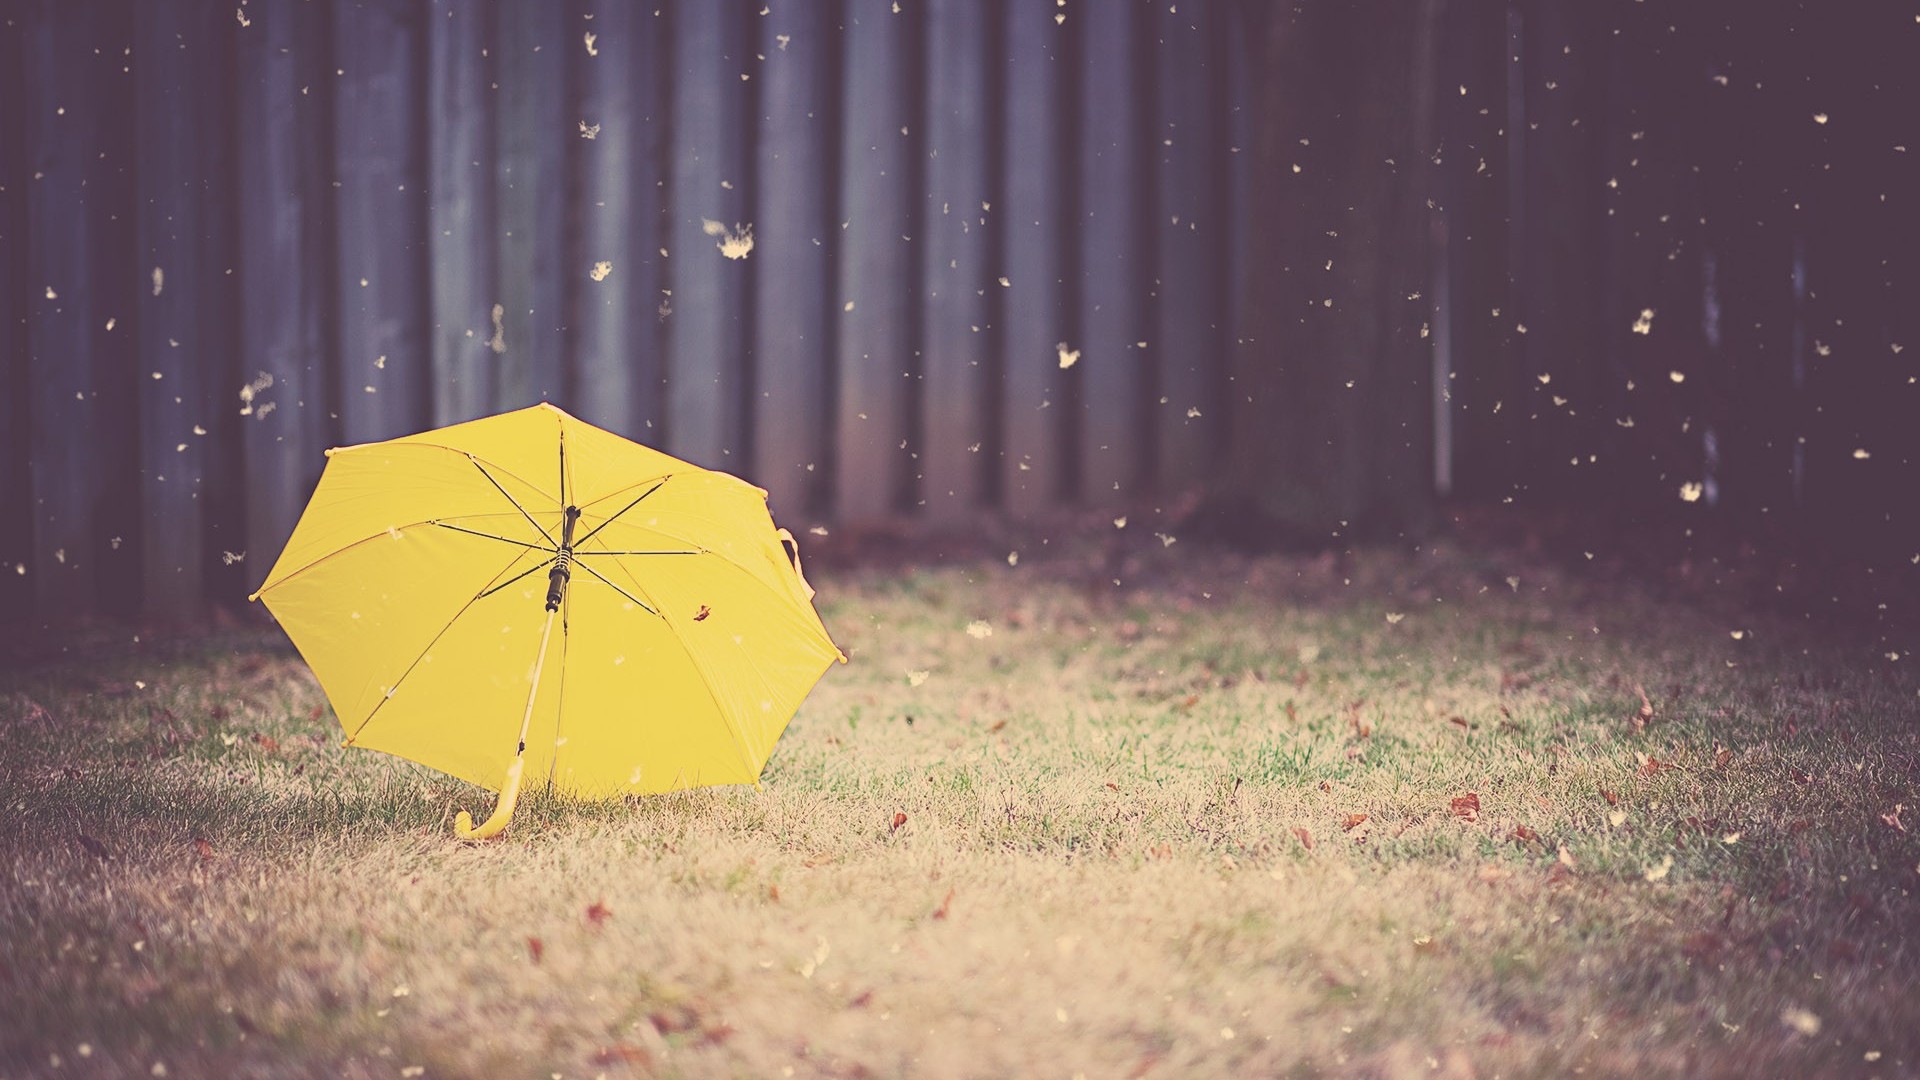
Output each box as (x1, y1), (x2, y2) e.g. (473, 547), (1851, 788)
(2, 537), (1917, 1079)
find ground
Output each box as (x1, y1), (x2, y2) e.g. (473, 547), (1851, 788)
(2, 536), (1916, 1079)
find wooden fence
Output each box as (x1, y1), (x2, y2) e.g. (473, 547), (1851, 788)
(2, 0), (1914, 623)
(1, 0), (1247, 621)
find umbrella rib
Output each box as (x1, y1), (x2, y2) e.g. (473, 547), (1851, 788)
(572, 477), (670, 549)
(571, 557), (661, 616)
(470, 455), (558, 547)
(575, 550), (700, 556)
(342, 548), (547, 745)
(476, 555), (560, 600)
(576, 473), (673, 513)
(433, 521), (557, 552)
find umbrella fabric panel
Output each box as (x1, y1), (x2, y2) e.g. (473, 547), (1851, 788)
(340, 553), (568, 794)
(557, 404), (711, 507)
(576, 535), (844, 770)
(260, 526), (552, 779)
(577, 474), (833, 638)
(259, 441), (555, 593)
(544, 573), (768, 796)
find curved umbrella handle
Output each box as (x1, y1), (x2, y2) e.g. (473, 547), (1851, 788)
(453, 755), (525, 841)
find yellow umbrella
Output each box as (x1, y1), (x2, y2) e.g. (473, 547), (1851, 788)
(250, 402), (844, 839)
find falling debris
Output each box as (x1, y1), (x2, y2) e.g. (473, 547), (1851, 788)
(1631, 308), (1654, 335)
(152, 267), (164, 296)
(589, 261), (613, 282)
(1057, 343), (1080, 370)
(1669, 370), (1685, 383)
(702, 219), (754, 259)
(488, 303), (506, 353)
(578, 120), (600, 140)
(583, 31), (598, 56)
(1679, 482), (1704, 503)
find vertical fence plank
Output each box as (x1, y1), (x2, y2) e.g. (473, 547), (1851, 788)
(752, 0), (838, 518)
(663, 2), (753, 471)
(0, 9), (33, 618)
(134, 0), (224, 617)
(427, 0), (497, 426)
(1077, 0), (1150, 503)
(1152, 0), (1225, 494)
(919, 0), (991, 520)
(1000, 0), (1067, 516)
(236, 0), (336, 597)
(22, 0), (142, 617)
(333, 0), (431, 445)
(494, 0), (570, 412)
(574, 0), (666, 441)
(834, 0), (915, 520)
(1445, 0), (1523, 503)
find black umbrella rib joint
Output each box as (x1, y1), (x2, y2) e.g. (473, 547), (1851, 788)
(546, 506), (581, 612)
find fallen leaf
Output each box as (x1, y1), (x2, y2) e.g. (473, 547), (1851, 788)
(1600, 788), (1619, 806)
(593, 1045), (650, 1067)
(932, 888), (954, 920)
(192, 837), (214, 862)
(585, 900), (612, 927)
(1630, 685), (1654, 732)
(1644, 855), (1674, 882)
(890, 812), (908, 833)
(1450, 793), (1482, 821)
(1342, 813), (1369, 832)
(1293, 827), (1314, 850)
(693, 604), (711, 622)
(1882, 804), (1907, 832)
(1510, 824), (1538, 844)
(988, 718), (1008, 733)
(1447, 715), (1470, 729)
(527, 937), (544, 964)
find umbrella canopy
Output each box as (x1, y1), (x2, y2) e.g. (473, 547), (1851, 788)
(251, 402), (843, 835)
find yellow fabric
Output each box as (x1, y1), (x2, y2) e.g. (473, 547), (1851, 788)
(253, 402), (843, 798)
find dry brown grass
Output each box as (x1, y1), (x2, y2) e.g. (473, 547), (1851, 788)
(3, 539), (1917, 1079)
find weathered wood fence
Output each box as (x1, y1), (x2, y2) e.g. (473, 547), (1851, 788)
(2, 0), (1914, 623)
(2, 0), (1248, 621)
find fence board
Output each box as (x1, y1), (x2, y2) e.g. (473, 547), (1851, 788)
(134, 0), (225, 617)
(1000, 0), (1067, 515)
(494, 0), (570, 411)
(1077, 0), (1150, 502)
(333, 0), (431, 445)
(0, 10), (31, 618)
(751, 1), (839, 518)
(1152, 0), (1226, 493)
(834, 0), (916, 520)
(427, 0), (497, 426)
(573, 0), (666, 441)
(22, 1), (142, 616)
(236, 0), (336, 592)
(664, 1), (753, 472)
(919, 0), (991, 520)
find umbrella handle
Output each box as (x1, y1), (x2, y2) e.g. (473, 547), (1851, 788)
(454, 755), (525, 841)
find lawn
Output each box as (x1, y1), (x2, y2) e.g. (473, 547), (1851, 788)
(3, 536), (1916, 1079)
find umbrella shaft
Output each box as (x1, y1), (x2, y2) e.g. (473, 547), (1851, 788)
(516, 604), (558, 753)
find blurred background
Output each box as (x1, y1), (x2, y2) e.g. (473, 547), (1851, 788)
(1, 0), (1914, 626)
